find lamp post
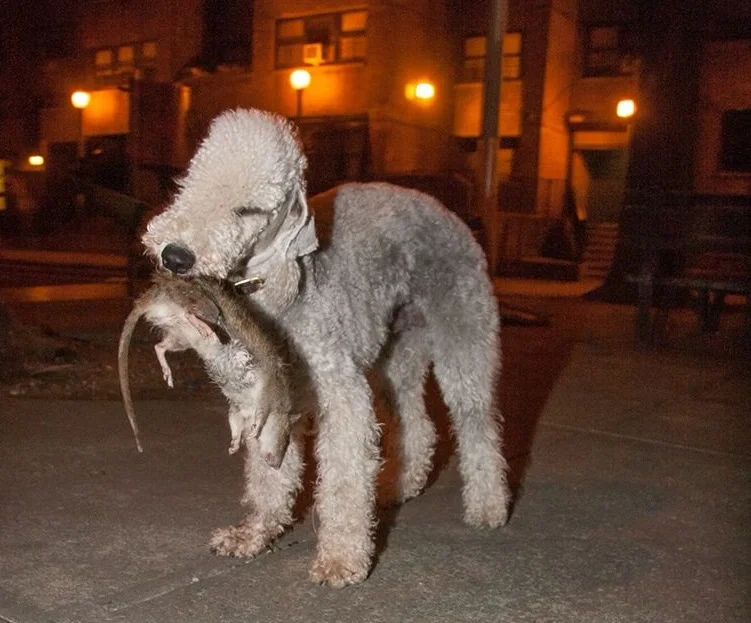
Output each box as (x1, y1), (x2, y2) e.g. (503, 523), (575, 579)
(479, 0), (509, 275)
(289, 69), (311, 118)
(70, 90), (91, 159)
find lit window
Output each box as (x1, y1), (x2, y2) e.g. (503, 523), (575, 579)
(340, 36), (366, 61)
(95, 49), (113, 67)
(276, 10), (367, 68)
(464, 36), (486, 59)
(142, 41), (157, 59)
(502, 32), (522, 80)
(118, 45), (134, 65)
(460, 32), (522, 83)
(341, 10), (367, 32)
(278, 19), (305, 39)
(93, 41), (158, 84)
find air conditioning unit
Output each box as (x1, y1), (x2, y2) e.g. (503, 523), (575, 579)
(303, 43), (324, 66)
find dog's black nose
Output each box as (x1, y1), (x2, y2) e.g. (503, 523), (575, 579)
(161, 243), (195, 274)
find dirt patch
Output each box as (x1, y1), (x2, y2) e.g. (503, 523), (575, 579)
(0, 326), (220, 402)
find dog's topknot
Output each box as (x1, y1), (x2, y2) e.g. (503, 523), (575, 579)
(181, 109), (307, 214)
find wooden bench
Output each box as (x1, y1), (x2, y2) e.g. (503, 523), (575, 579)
(624, 195), (751, 345)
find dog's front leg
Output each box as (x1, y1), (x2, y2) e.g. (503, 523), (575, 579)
(309, 373), (381, 588)
(210, 426), (304, 558)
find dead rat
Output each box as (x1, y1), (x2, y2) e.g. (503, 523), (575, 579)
(118, 272), (295, 467)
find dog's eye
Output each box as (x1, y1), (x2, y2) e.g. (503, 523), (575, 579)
(234, 206), (266, 217)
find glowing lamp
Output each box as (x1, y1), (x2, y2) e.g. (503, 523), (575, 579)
(28, 155), (45, 166)
(616, 99), (636, 119)
(414, 82), (436, 100)
(289, 69), (311, 91)
(71, 91), (91, 109)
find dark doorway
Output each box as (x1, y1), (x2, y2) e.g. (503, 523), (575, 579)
(81, 134), (129, 192)
(40, 141), (79, 228)
(576, 148), (630, 223)
(298, 117), (370, 195)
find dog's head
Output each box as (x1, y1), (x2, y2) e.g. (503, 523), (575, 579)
(143, 108), (317, 280)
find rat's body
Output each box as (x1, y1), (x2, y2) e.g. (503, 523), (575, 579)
(118, 272), (294, 466)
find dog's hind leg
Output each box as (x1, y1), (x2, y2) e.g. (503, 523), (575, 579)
(380, 328), (435, 503)
(309, 369), (381, 588)
(430, 300), (511, 529)
(210, 425), (304, 558)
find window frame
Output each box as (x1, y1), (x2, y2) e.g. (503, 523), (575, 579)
(275, 10), (367, 69)
(92, 41), (158, 84)
(459, 31), (523, 84)
(582, 23), (634, 78)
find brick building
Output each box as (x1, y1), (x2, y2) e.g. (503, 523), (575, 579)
(1, 0), (748, 277)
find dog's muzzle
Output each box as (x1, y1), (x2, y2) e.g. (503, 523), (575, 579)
(161, 243), (195, 274)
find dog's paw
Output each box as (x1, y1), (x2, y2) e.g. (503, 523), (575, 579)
(399, 478), (428, 503)
(464, 495), (510, 529)
(309, 553), (370, 588)
(209, 524), (272, 558)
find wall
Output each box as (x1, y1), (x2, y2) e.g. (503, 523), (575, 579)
(693, 39), (751, 195)
(535, 0), (578, 217)
(78, 0), (204, 83)
(366, 0), (455, 174)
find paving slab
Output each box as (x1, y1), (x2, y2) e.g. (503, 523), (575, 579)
(1, 342), (749, 622)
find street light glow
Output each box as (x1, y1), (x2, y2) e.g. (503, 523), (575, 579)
(71, 90), (91, 109)
(28, 155), (45, 166)
(414, 82), (435, 100)
(616, 99), (636, 119)
(289, 69), (311, 91)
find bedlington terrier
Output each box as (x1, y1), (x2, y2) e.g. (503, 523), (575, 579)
(142, 108), (511, 587)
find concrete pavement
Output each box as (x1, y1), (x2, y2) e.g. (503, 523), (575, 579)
(1, 287), (749, 622)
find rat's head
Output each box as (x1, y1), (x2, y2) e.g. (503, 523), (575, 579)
(142, 108), (316, 280)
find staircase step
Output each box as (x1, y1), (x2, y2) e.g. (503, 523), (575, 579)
(580, 222), (619, 279)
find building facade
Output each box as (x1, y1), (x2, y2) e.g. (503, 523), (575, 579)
(1, 0), (749, 276)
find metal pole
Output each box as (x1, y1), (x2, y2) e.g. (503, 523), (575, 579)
(296, 89), (303, 118)
(78, 109), (86, 160)
(479, 0), (508, 275)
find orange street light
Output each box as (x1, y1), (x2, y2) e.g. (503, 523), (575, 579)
(414, 81), (436, 100)
(71, 90), (91, 109)
(289, 69), (311, 90)
(405, 81), (436, 102)
(289, 69), (311, 118)
(616, 99), (636, 119)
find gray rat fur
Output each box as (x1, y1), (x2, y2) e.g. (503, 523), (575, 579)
(118, 272), (294, 465)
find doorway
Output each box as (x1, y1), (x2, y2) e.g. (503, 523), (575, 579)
(297, 116), (370, 195)
(571, 148), (630, 224)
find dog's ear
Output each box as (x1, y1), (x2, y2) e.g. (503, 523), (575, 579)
(276, 187), (318, 260)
